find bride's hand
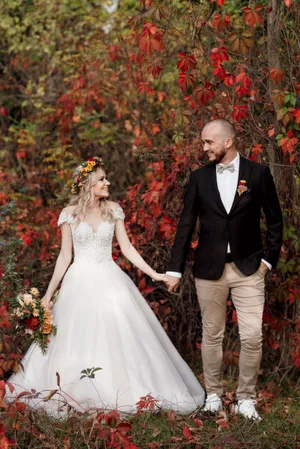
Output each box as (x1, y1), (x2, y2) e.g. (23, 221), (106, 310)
(151, 272), (167, 283)
(41, 296), (54, 309)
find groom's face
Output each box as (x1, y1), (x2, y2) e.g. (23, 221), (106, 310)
(201, 125), (230, 164)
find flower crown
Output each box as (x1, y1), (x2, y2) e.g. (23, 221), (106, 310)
(71, 156), (107, 195)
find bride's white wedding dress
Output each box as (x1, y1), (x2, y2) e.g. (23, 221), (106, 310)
(6, 205), (205, 416)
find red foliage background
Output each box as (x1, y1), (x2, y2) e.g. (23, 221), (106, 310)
(0, 0), (299, 383)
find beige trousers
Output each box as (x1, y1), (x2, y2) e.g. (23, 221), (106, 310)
(195, 263), (265, 400)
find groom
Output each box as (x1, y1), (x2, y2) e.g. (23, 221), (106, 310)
(165, 119), (283, 420)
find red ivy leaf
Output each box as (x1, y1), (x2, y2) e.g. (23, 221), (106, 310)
(178, 72), (195, 91)
(268, 127), (275, 137)
(280, 133), (298, 153)
(269, 68), (284, 84)
(243, 6), (263, 27)
(150, 37), (162, 52)
(142, 23), (157, 36)
(0, 107), (7, 117)
(293, 109), (300, 123)
(210, 46), (230, 64)
(116, 423), (132, 434)
(251, 143), (263, 156)
(194, 83), (215, 104)
(212, 13), (231, 32)
(177, 53), (196, 72)
(105, 410), (120, 427)
(147, 63), (161, 78)
(141, 0), (152, 7)
(292, 352), (300, 369)
(183, 425), (193, 439)
(236, 71), (252, 88)
(212, 65), (227, 80)
(20, 233), (32, 246)
(159, 216), (176, 239)
(210, 0), (225, 6)
(232, 104), (249, 122)
(224, 74), (236, 86)
(194, 418), (204, 427)
(139, 36), (150, 54)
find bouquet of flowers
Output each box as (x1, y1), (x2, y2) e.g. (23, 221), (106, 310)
(10, 288), (56, 354)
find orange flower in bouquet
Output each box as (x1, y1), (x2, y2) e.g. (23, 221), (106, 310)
(9, 288), (57, 354)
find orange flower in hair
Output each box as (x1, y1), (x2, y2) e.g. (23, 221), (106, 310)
(71, 156), (106, 195)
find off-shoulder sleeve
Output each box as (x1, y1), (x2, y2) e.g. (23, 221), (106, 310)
(114, 205), (125, 221)
(57, 211), (76, 227)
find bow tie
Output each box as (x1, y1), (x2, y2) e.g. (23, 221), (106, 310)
(216, 163), (235, 174)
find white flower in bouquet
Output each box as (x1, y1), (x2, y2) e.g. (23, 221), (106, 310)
(23, 294), (34, 306)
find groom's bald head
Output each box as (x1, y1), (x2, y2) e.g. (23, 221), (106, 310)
(202, 119), (236, 141)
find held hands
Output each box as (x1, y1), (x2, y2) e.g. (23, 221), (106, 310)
(151, 271), (181, 292)
(164, 274), (181, 293)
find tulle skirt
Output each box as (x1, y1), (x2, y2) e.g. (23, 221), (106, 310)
(6, 261), (205, 417)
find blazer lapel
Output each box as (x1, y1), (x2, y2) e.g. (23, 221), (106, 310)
(207, 163), (228, 215)
(230, 156), (253, 214)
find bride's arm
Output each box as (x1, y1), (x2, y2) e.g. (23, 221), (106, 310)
(115, 220), (165, 282)
(42, 223), (73, 305)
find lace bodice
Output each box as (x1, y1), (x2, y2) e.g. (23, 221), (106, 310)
(57, 205), (125, 264)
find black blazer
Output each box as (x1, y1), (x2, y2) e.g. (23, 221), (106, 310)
(168, 156), (283, 280)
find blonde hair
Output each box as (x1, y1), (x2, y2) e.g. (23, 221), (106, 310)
(67, 167), (114, 222)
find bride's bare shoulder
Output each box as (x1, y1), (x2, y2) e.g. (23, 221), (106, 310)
(107, 201), (121, 211)
(62, 205), (77, 216)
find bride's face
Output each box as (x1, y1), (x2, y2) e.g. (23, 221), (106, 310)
(92, 168), (110, 198)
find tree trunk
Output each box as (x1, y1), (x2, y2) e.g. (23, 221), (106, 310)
(267, 0), (281, 180)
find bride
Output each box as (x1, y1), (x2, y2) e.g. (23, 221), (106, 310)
(6, 156), (205, 416)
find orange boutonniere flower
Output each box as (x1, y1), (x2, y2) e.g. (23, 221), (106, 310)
(237, 180), (248, 196)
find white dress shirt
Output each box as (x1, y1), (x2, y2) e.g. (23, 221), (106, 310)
(167, 152), (271, 278)
(218, 152), (239, 252)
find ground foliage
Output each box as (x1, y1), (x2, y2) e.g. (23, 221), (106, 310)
(0, 0), (299, 445)
(0, 378), (299, 449)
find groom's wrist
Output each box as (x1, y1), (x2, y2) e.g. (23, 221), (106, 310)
(261, 259), (272, 270)
(166, 271), (182, 278)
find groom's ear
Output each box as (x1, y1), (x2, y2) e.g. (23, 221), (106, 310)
(225, 137), (233, 148)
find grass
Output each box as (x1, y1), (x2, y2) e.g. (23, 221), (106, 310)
(130, 396), (300, 449)
(2, 380), (299, 449)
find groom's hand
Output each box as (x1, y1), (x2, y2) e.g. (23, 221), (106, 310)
(259, 261), (269, 276)
(165, 274), (181, 292)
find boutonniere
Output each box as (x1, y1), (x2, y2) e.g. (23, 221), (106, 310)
(237, 180), (248, 196)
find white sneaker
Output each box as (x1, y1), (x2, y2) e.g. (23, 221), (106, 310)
(234, 399), (262, 421)
(203, 393), (223, 412)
